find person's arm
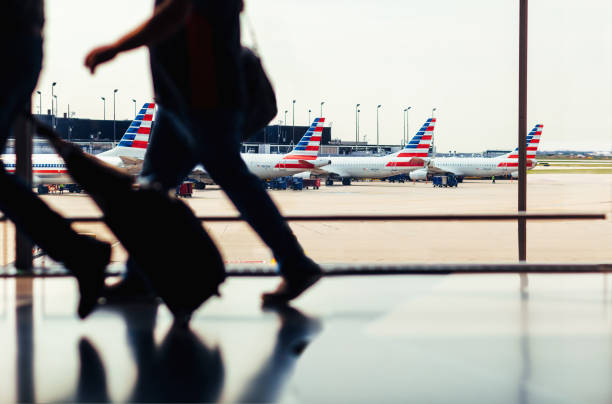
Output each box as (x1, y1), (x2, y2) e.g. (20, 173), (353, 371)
(85, 0), (193, 73)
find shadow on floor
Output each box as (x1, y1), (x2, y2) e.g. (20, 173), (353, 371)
(64, 302), (321, 403)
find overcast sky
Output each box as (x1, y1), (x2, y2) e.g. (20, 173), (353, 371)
(35, 0), (611, 151)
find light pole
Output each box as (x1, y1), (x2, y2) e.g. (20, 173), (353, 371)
(320, 101), (325, 117)
(376, 104), (382, 149)
(51, 82), (56, 116)
(101, 97), (106, 120)
(431, 107), (437, 154)
(308, 109), (311, 124)
(355, 103), (360, 149)
(357, 109), (361, 150)
(36, 91), (41, 114)
(132, 99), (137, 118)
(284, 110), (288, 143)
(292, 100), (296, 144)
(404, 106), (411, 146)
(53, 95), (57, 126)
(113, 89), (118, 145)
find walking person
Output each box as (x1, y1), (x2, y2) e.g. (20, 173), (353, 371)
(0, 0), (110, 318)
(84, 0), (321, 303)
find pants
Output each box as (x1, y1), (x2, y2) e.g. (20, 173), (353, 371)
(0, 36), (94, 268)
(139, 106), (306, 273)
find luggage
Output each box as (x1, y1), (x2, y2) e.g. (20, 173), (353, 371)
(37, 122), (225, 320)
(241, 47), (277, 140)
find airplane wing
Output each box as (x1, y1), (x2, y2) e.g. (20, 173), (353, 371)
(310, 166), (349, 178)
(119, 156), (143, 166)
(189, 165), (215, 184)
(118, 156), (144, 175)
(427, 164), (462, 176)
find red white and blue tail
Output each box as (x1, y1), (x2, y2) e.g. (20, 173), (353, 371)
(385, 118), (435, 167)
(275, 118), (325, 169)
(98, 103), (155, 158)
(397, 118), (435, 158)
(497, 124), (543, 168)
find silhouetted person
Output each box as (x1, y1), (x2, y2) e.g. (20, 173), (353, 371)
(84, 0), (322, 304)
(0, 0), (110, 318)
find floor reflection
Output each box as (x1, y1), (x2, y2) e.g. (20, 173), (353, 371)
(237, 304), (322, 403)
(59, 302), (320, 403)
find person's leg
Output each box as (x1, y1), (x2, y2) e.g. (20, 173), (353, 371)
(139, 106), (199, 190)
(0, 36), (110, 318)
(189, 110), (321, 301)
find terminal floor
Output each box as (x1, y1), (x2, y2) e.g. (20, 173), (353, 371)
(2, 273), (612, 403)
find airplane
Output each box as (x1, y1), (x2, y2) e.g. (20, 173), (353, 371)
(1, 103), (155, 192)
(305, 118), (435, 186)
(410, 124), (543, 181)
(189, 117), (330, 182)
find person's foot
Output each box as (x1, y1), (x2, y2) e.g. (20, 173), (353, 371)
(69, 240), (111, 319)
(262, 257), (323, 304)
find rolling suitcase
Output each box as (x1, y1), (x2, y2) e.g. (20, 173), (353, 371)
(37, 122), (225, 320)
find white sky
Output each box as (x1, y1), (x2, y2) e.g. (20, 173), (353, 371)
(35, 0), (611, 151)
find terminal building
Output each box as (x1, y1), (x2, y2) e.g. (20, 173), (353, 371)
(32, 115), (333, 146)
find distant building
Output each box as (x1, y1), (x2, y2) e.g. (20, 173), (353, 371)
(483, 149), (511, 158)
(31, 116), (333, 146)
(34, 114), (134, 142)
(245, 124), (332, 145)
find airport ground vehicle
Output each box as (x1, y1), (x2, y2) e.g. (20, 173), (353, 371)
(268, 177), (289, 190)
(176, 182), (193, 197)
(303, 178), (321, 189)
(291, 178), (303, 191)
(433, 175), (458, 188)
(387, 174), (408, 183)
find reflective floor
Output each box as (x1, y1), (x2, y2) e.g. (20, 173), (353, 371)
(2, 273), (612, 403)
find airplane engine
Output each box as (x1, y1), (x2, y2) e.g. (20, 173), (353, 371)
(409, 168), (428, 181)
(293, 171), (312, 179)
(312, 159), (332, 168)
(511, 171), (519, 178)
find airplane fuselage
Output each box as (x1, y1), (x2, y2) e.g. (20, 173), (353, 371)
(241, 153), (326, 179)
(1, 153), (124, 185)
(428, 156), (537, 177)
(319, 155), (424, 179)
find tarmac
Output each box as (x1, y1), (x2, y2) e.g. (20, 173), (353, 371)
(3, 173), (609, 265)
(1, 174), (612, 403)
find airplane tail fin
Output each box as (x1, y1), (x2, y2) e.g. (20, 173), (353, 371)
(385, 118), (435, 168)
(282, 118), (325, 161)
(395, 118), (436, 158)
(98, 103), (155, 158)
(497, 124), (543, 168)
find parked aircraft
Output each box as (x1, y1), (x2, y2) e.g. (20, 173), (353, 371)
(1, 103), (155, 192)
(410, 124), (543, 180)
(308, 118), (435, 185)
